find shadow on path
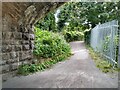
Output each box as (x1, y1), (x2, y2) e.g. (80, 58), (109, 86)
(3, 41), (118, 88)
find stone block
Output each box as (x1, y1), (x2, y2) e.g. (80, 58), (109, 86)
(2, 32), (14, 40)
(30, 41), (34, 44)
(15, 45), (22, 51)
(18, 24), (24, 32)
(11, 45), (15, 51)
(19, 51), (23, 60)
(1, 65), (9, 73)
(30, 44), (34, 49)
(2, 40), (21, 45)
(0, 60), (6, 66)
(10, 26), (17, 32)
(0, 59), (3, 66)
(9, 40), (15, 45)
(22, 45), (30, 50)
(30, 41), (34, 49)
(29, 27), (34, 33)
(24, 27), (29, 33)
(2, 24), (10, 32)
(2, 40), (9, 45)
(22, 41), (29, 44)
(2, 40), (17, 45)
(22, 33), (29, 40)
(13, 32), (22, 40)
(2, 53), (10, 60)
(14, 40), (21, 45)
(29, 34), (35, 40)
(2, 45), (12, 53)
(6, 58), (18, 64)
(21, 60), (32, 65)
(10, 62), (19, 71)
(19, 51), (32, 61)
(10, 52), (18, 59)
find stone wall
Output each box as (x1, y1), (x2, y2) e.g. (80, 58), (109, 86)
(1, 2), (64, 81)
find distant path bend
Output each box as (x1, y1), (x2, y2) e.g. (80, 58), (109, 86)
(3, 41), (118, 88)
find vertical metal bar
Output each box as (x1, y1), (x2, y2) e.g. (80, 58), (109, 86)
(118, 21), (120, 68)
(113, 25), (115, 63)
(118, 31), (120, 68)
(114, 26), (116, 63)
(110, 24), (116, 65)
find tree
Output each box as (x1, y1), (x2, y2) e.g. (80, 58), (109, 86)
(57, 2), (118, 31)
(35, 11), (56, 32)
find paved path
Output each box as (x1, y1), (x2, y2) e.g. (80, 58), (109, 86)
(3, 41), (118, 88)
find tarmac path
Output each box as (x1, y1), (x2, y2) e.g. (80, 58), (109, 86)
(3, 41), (118, 88)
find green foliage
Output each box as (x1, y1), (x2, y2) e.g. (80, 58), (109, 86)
(57, 2), (118, 31)
(114, 35), (119, 46)
(33, 27), (71, 58)
(103, 36), (110, 53)
(84, 29), (91, 45)
(61, 25), (84, 42)
(87, 46), (118, 73)
(103, 35), (119, 62)
(18, 27), (71, 75)
(18, 54), (70, 75)
(63, 30), (84, 42)
(35, 12), (57, 32)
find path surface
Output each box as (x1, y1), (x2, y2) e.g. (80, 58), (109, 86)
(3, 41), (118, 88)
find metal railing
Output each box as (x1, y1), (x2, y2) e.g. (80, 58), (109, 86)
(90, 20), (119, 65)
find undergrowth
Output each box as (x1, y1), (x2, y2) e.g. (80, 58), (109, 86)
(18, 28), (72, 75)
(62, 30), (84, 42)
(18, 54), (71, 75)
(87, 46), (119, 73)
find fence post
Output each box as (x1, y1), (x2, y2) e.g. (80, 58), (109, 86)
(118, 31), (120, 90)
(118, 42), (120, 68)
(118, 19), (120, 68)
(118, 29), (120, 68)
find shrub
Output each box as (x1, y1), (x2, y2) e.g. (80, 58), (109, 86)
(84, 29), (91, 45)
(63, 30), (84, 42)
(18, 53), (70, 75)
(33, 27), (71, 58)
(87, 46), (119, 73)
(18, 27), (71, 75)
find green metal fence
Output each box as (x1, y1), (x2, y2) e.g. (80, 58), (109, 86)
(90, 20), (119, 65)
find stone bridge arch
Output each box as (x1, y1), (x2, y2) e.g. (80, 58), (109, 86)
(1, 2), (64, 81)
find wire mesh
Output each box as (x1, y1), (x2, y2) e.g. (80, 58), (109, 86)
(90, 20), (119, 65)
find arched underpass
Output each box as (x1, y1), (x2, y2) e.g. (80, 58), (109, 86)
(2, 2), (64, 81)
(1, 2), (118, 88)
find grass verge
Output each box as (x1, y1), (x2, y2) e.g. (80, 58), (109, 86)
(17, 53), (71, 75)
(87, 46), (119, 73)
